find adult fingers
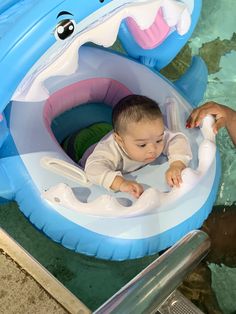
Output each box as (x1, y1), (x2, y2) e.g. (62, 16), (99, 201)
(186, 109), (200, 128)
(213, 117), (226, 134)
(186, 103), (220, 128)
(186, 108), (208, 128)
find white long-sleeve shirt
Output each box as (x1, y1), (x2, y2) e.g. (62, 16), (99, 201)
(85, 129), (192, 190)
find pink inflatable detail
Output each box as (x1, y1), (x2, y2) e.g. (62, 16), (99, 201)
(43, 78), (132, 128)
(126, 9), (170, 49)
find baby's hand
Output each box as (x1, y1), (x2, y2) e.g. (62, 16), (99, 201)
(165, 161), (186, 188)
(119, 179), (144, 198)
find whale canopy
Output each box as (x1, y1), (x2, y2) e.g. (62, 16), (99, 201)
(0, 0), (200, 113)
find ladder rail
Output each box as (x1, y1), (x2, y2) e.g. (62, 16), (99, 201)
(94, 230), (210, 314)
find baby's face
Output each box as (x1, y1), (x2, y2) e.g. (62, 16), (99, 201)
(115, 118), (165, 163)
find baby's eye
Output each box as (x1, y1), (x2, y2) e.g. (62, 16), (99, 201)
(137, 144), (146, 148)
(156, 139), (163, 144)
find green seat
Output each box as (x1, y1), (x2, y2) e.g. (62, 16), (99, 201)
(62, 122), (112, 163)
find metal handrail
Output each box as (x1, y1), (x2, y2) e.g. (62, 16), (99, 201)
(94, 230), (210, 314)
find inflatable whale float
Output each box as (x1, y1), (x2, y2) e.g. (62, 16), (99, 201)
(0, 0), (221, 260)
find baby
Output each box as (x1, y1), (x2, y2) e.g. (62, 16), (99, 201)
(85, 95), (192, 198)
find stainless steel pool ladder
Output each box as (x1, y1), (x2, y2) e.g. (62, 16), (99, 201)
(94, 230), (210, 314)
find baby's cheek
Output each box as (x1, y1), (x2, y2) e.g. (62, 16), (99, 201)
(158, 143), (165, 154)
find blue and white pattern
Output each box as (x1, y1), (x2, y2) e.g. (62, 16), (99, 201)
(0, 0), (220, 260)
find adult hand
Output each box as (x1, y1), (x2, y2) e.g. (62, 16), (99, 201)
(186, 101), (231, 134)
(186, 101), (236, 145)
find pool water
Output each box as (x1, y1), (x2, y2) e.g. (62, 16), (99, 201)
(171, 0), (236, 208)
(0, 1), (236, 313)
(161, 1), (236, 312)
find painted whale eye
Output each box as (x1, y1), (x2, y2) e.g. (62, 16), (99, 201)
(55, 19), (76, 40)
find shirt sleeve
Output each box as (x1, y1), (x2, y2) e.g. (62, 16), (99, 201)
(163, 129), (193, 166)
(84, 138), (123, 190)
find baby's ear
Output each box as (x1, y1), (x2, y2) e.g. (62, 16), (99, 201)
(113, 132), (123, 146)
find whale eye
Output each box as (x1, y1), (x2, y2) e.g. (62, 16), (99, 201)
(55, 19), (76, 40)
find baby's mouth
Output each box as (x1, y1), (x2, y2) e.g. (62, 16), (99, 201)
(145, 156), (156, 161)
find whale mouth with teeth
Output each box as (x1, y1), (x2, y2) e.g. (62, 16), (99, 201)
(13, 0), (192, 102)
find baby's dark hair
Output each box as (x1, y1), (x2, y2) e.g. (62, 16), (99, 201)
(112, 94), (163, 134)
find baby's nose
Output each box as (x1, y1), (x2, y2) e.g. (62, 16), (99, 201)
(148, 143), (157, 153)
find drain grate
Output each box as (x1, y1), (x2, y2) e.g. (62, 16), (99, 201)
(157, 290), (204, 314)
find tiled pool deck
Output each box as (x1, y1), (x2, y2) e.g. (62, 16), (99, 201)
(0, 228), (90, 314)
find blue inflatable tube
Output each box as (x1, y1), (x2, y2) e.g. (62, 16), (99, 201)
(0, 0), (220, 260)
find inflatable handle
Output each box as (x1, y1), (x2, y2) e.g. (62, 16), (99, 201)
(40, 156), (91, 186)
(200, 114), (215, 143)
(165, 97), (182, 132)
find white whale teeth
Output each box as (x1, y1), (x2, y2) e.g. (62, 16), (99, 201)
(14, 0), (191, 102)
(176, 7), (191, 35)
(125, 0), (163, 30)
